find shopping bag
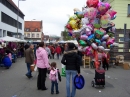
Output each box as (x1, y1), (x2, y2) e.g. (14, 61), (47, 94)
(30, 64), (35, 71)
(61, 64), (66, 77)
(34, 65), (37, 71)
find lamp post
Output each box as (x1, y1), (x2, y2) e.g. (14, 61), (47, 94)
(17, 0), (26, 39)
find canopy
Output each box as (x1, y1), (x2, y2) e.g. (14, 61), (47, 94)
(65, 40), (78, 45)
(0, 36), (27, 42)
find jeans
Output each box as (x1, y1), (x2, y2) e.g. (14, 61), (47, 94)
(26, 63), (32, 76)
(51, 81), (59, 93)
(66, 70), (77, 97)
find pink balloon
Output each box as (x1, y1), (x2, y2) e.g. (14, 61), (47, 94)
(86, 46), (94, 56)
(98, 53), (103, 60)
(98, 2), (110, 15)
(107, 38), (115, 45)
(107, 9), (117, 19)
(80, 35), (88, 40)
(84, 7), (97, 19)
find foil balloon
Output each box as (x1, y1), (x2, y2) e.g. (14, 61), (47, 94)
(86, 0), (99, 8)
(78, 46), (83, 52)
(86, 46), (94, 57)
(102, 41), (107, 48)
(81, 17), (89, 25)
(68, 33), (72, 36)
(86, 25), (93, 36)
(98, 53), (103, 60)
(101, 34), (109, 41)
(100, 14), (111, 28)
(107, 38), (115, 45)
(69, 20), (78, 30)
(66, 24), (73, 30)
(111, 15), (116, 20)
(104, 49), (110, 52)
(95, 30), (104, 39)
(82, 46), (89, 52)
(84, 7), (97, 19)
(98, 46), (105, 52)
(88, 34), (95, 40)
(91, 43), (98, 50)
(107, 9), (117, 19)
(79, 40), (87, 47)
(95, 39), (101, 45)
(98, 2), (110, 15)
(80, 35), (88, 40)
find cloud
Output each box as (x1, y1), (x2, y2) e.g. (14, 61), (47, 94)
(13, 0), (86, 36)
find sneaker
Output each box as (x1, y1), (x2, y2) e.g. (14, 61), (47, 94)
(51, 92), (54, 94)
(56, 92), (59, 94)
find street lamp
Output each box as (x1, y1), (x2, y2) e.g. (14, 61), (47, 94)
(17, 0), (26, 39)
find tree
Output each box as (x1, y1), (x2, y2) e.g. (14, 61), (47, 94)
(62, 29), (73, 41)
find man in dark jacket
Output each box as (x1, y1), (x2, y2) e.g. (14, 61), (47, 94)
(24, 44), (34, 78)
(61, 43), (81, 97)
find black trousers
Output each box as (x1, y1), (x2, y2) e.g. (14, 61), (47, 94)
(102, 62), (109, 70)
(37, 68), (47, 89)
(51, 53), (55, 59)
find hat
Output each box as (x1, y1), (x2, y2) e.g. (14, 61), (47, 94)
(74, 75), (85, 89)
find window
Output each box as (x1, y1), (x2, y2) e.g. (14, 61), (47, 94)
(27, 33), (30, 38)
(1, 12), (22, 29)
(1, 0), (24, 19)
(128, 4), (130, 17)
(32, 34), (35, 38)
(36, 34), (39, 38)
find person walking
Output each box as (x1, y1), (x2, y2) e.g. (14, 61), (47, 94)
(45, 45), (51, 59)
(36, 42), (50, 90)
(55, 45), (61, 59)
(50, 45), (55, 59)
(61, 43), (81, 97)
(24, 44), (34, 78)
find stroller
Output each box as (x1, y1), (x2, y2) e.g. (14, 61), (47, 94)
(91, 68), (105, 88)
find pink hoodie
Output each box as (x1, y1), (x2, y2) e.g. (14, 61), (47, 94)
(36, 47), (50, 69)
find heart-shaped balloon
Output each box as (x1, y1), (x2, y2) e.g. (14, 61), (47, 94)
(98, 2), (110, 15)
(87, 0), (99, 8)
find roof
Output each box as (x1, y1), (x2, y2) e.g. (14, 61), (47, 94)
(7, 0), (25, 15)
(24, 21), (42, 32)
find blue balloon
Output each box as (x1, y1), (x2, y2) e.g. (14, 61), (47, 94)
(87, 34), (95, 40)
(68, 33), (72, 36)
(95, 39), (101, 45)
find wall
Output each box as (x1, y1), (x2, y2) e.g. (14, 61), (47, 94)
(24, 32), (42, 40)
(107, 0), (130, 29)
(0, 3), (24, 36)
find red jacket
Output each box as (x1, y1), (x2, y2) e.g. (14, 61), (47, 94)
(55, 46), (61, 54)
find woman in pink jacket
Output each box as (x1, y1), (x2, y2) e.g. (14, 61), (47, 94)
(36, 42), (50, 90)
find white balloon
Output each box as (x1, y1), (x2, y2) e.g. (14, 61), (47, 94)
(81, 18), (89, 25)
(91, 43), (98, 50)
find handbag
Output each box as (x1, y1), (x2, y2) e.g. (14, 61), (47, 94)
(30, 64), (35, 71)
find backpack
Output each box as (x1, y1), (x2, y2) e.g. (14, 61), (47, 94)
(49, 69), (57, 81)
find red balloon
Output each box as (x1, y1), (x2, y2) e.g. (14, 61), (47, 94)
(87, 0), (99, 8)
(66, 24), (72, 30)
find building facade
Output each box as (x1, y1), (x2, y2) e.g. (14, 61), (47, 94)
(0, 0), (25, 39)
(103, 0), (130, 59)
(24, 21), (43, 42)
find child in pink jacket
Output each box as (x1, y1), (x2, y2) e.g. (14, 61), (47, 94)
(49, 62), (60, 94)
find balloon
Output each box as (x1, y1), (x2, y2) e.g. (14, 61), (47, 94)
(79, 40), (87, 47)
(102, 41), (107, 48)
(95, 39), (101, 45)
(107, 9), (117, 19)
(101, 34), (109, 41)
(68, 33), (72, 36)
(86, 46), (94, 56)
(69, 20), (78, 30)
(110, 42), (119, 47)
(86, 0), (99, 8)
(86, 25), (93, 36)
(86, 40), (92, 46)
(84, 7), (97, 19)
(91, 43), (98, 50)
(104, 49), (110, 52)
(66, 24), (73, 30)
(81, 18), (89, 25)
(80, 35), (88, 40)
(78, 46), (83, 52)
(88, 34), (95, 40)
(98, 2), (110, 15)
(107, 38), (115, 45)
(98, 46), (105, 52)
(82, 46), (89, 52)
(93, 24), (101, 29)
(95, 30), (104, 39)
(100, 14), (111, 28)
(111, 15), (116, 20)
(74, 8), (83, 19)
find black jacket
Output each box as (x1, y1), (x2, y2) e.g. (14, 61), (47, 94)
(61, 50), (81, 73)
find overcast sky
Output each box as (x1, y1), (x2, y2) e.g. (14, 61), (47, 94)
(13, 0), (86, 36)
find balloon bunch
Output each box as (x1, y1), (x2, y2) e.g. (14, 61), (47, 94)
(65, 0), (118, 68)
